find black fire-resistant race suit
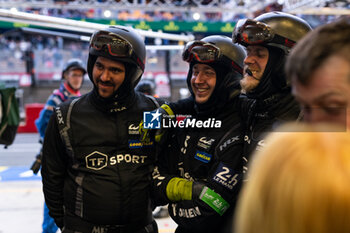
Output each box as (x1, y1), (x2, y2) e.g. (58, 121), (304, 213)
(240, 92), (300, 164)
(232, 12), (312, 172)
(239, 46), (301, 172)
(151, 42), (245, 232)
(153, 99), (244, 233)
(149, 35), (246, 233)
(41, 90), (162, 233)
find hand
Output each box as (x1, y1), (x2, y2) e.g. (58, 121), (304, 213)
(167, 179), (230, 216)
(30, 157), (42, 174)
(166, 177), (193, 202)
(30, 150), (42, 175)
(139, 104), (175, 143)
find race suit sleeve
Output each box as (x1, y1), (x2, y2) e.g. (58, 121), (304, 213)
(152, 131), (181, 207)
(170, 131), (244, 232)
(41, 111), (68, 229)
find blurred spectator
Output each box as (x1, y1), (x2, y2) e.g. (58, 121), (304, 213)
(286, 18), (350, 130)
(17, 1), (349, 24)
(118, 10), (130, 20)
(0, 35), (88, 77)
(234, 123), (350, 233)
(135, 79), (156, 96)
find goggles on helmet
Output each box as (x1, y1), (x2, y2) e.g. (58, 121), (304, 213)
(232, 19), (296, 48)
(182, 41), (221, 63)
(182, 40), (243, 74)
(90, 30), (144, 70)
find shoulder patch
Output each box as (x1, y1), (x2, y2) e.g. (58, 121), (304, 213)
(212, 162), (239, 190)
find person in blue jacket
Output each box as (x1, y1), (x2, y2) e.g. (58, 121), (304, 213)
(30, 58), (86, 233)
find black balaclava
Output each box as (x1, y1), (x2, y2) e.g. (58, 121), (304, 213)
(186, 61), (241, 118)
(246, 46), (288, 100)
(88, 55), (136, 113)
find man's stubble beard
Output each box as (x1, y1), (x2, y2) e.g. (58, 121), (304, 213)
(240, 76), (259, 94)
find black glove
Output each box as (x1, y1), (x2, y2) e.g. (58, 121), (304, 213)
(30, 150), (42, 174)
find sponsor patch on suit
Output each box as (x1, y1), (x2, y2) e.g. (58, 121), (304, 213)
(212, 162), (238, 190)
(194, 150), (212, 163)
(128, 139), (154, 149)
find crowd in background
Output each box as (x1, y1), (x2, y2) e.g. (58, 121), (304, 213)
(0, 35), (188, 82)
(0, 36), (88, 74)
(16, 2), (347, 26)
(2, 1), (348, 76)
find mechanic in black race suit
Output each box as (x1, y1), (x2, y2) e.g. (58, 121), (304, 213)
(231, 12), (312, 170)
(41, 26), (162, 233)
(151, 35), (246, 233)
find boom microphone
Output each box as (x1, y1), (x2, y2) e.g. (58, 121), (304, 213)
(246, 68), (259, 81)
(246, 68), (253, 76)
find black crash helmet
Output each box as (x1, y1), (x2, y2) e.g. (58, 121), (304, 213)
(233, 11), (312, 54)
(87, 25), (146, 88)
(182, 35), (245, 74)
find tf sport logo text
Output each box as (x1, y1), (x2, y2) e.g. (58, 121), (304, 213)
(143, 110), (162, 129)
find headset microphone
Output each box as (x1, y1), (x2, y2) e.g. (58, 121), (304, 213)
(246, 69), (253, 76)
(246, 68), (260, 81)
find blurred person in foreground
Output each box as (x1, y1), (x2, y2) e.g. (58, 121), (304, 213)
(152, 35), (246, 233)
(41, 26), (162, 233)
(31, 58), (86, 233)
(234, 123), (350, 233)
(232, 12), (312, 170)
(285, 18), (350, 130)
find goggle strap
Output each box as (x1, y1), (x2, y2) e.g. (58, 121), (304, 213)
(221, 55), (243, 75)
(272, 34), (296, 48)
(231, 61), (243, 75)
(136, 57), (145, 70)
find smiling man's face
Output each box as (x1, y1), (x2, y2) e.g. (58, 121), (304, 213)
(92, 56), (126, 98)
(190, 63), (217, 104)
(240, 45), (269, 93)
